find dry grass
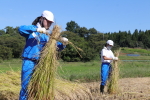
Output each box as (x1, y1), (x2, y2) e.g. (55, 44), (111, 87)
(27, 25), (92, 100)
(54, 78), (92, 100)
(0, 71), (20, 93)
(0, 68), (150, 100)
(68, 41), (83, 58)
(0, 71), (20, 100)
(28, 25), (61, 100)
(0, 71), (92, 100)
(107, 48), (121, 94)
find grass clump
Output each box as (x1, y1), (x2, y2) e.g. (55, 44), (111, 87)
(108, 48), (121, 94)
(0, 71), (20, 100)
(0, 71), (92, 100)
(54, 78), (92, 100)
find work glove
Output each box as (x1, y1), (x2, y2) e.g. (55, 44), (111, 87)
(113, 57), (118, 61)
(61, 37), (68, 45)
(37, 28), (46, 33)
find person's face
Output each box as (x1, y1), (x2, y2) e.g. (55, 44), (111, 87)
(40, 17), (53, 30)
(107, 44), (113, 50)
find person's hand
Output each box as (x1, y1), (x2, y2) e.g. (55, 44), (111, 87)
(61, 37), (68, 45)
(37, 28), (46, 33)
(113, 57), (118, 61)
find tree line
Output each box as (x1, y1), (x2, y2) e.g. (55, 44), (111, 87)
(0, 21), (150, 62)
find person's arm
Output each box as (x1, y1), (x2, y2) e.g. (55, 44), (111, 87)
(103, 56), (113, 60)
(103, 53), (118, 61)
(18, 25), (37, 37)
(56, 37), (69, 51)
(56, 41), (66, 51)
(103, 56), (118, 61)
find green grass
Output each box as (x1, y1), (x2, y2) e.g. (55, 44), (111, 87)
(121, 47), (150, 56)
(58, 61), (100, 82)
(0, 48), (150, 82)
(58, 60), (150, 82)
(120, 47), (150, 60)
(0, 59), (21, 73)
(120, 61), (150, 78)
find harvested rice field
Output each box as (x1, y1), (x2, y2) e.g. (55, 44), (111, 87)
(0, 71), (150, 100)
(84, 77), (150, 100)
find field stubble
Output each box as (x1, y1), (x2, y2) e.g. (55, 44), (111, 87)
(0, 71), (150, 100)
(84, 77), (150, 100)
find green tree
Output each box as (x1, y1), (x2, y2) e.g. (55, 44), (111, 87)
(60, 31), (85, 61)
(65, 21), (80, 33)
(60, 31), (97, 62)
(0, 45), (12, 60)
(89, 28), (97, 34)
(88, 33), (104, 52)
(0, 26), (25, 59)
(132, 29), (139, 41)
(78, 27), (89, 38)
(5, 26), (14, 35)
(0, 29), (5, 35)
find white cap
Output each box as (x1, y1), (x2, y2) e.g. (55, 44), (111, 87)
(106, 40), (114, 46)
(42, 10), (54, 22)
(61, 37), (68, 42)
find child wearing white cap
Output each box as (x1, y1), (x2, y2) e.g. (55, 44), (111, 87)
(100, 40), (118, 94)
(18, 10), (68, 100)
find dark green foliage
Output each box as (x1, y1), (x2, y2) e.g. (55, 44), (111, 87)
(59, 20), (150, 62)
(65, 20), (80, 33)
(0, 21), (150, 62)
(0, 45), (12, 60)
(61, 31), (97, 62)
(61, 31), (85, 62)
(61, 44), (81, 62)
(0, 29), (5, 35)
(89, 28), (98, 34)
(4, 37), (25, 58)
(78, 27), (89, 37)
(0, 27), (25, 60)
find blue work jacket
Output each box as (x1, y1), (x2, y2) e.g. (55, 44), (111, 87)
(18, 25), (65, 60)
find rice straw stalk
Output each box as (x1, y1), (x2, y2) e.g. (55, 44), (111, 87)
(28, 25), (61, 100)
(27, 25), (92, 100)
(108, 48), (121, 94)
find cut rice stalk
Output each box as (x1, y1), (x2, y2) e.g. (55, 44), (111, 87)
(108, 48), (121, 94)
(28, 25), (61, 100)
(28, 25), (92, 100)
(54, 78), (92, 100)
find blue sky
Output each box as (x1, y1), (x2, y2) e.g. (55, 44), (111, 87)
(0, 0), (150, 33)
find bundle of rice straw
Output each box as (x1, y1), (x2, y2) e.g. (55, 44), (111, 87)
(107, 48), (121, 94)
(28, 25), (60, 100)
(54, 78), (92, 100)
(27, 25), (92, 100)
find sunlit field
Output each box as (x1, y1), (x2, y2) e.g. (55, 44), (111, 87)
(0, 48), (150, 100)
(0, 54), (150, 82)
(0, 48), (150, 82)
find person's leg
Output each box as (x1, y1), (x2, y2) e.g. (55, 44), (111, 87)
(19, 60), (36, 100)
(100, 84), (104, 93)
(100, 63), (110, 93)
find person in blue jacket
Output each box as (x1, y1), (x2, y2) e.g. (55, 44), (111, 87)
(100, 40), (118, 94)
(18, 10), (68, 100)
